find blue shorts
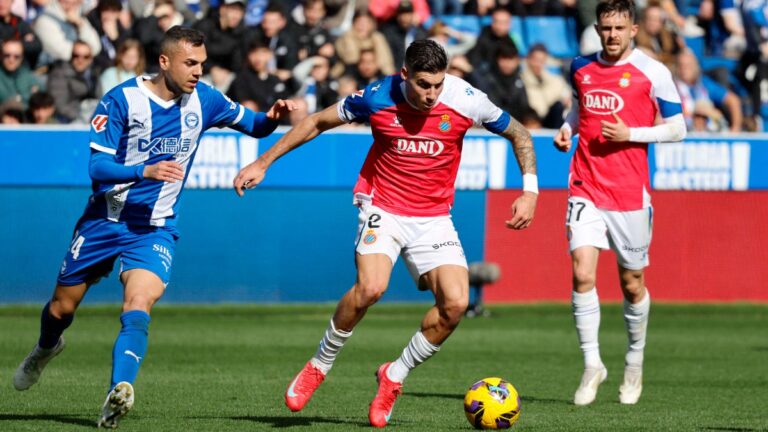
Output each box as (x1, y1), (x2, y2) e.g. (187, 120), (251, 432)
(57, 218), (179, 286)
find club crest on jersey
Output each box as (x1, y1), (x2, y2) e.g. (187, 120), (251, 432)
(392, 136), (445, 157)
(583, 89), (624, 115)
(619, 72), (631, 88)
(439, 114), (451, 132)
(184, 112), (199, 128)
(363, 230), (377, 245)
(91, 115), (108, 133)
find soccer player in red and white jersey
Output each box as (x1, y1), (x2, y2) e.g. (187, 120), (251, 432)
(554, 0), (686, 406)
(234, 39), (538, 427)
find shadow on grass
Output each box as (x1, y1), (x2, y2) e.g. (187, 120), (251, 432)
(0, 414), (95, 427)
(407, 391), (463, 400)
(230, 415), (369, 428)
(520, 395), (572, 405)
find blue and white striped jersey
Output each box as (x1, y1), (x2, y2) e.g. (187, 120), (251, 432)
(84, 76), (252, 227)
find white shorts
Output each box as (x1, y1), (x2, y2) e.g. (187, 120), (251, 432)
(355, 203), (468, 282)
(566, 197), (653, 270)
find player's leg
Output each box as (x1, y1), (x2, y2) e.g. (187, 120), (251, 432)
(98, 227), (174, 428)
(369, 217), (467, 427)
(286, 204), (399, 412)
(15, 218), (117, 391)
(13, 283), (88, 390)
(606, 206), (653, 405)
(567, 197), (609, 405)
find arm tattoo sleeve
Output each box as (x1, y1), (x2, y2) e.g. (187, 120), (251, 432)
(501, 117), (537, 175)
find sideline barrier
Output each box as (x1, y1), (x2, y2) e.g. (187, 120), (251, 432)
(1, 127), (765, 303)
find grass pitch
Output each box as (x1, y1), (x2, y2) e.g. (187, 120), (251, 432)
(0, 304), (766, 431)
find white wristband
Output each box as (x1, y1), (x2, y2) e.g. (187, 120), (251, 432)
(522, 173), (539, 194)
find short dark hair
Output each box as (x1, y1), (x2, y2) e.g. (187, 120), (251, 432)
(28, 91), (55, 110)
(596, 0), (636, 23)
(495, 42), (519, 59)
(160, 26), (205, 56)
(404, 39), (447, 74)
(97, 0), (122, 13)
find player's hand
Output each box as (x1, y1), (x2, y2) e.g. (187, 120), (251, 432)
(143, 161), (184, 182)
(601, 112), (630, 142)
(233, 159), (268, 197)
(505, 191), (537, 230)
(554, 128), (572, 152)
(266, 99), (296, 121)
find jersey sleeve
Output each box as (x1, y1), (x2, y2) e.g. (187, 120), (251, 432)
(650, 65), (683, 119)
(474, 90), (511, 134)
(337, 82), (379, 124)
(198, 82), (246, 129)
(89, 93), (127, 155)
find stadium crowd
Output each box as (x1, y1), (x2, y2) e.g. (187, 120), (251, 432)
(0, 0), (766, 131)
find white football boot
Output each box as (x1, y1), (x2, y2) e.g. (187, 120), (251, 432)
(13, 337), (66, 390)
(574, 365), (608, 406)
(619, 365), (643, 404)
(97, 381), (135, 428)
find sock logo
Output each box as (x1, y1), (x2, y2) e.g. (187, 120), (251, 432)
(124, 350), (142, 363)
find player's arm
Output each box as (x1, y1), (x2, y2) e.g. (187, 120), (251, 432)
(230, 99), (296, 138)
(555, 95), (580, 152)
(498, 115), (538, 230)
(233, 103), (346, 196)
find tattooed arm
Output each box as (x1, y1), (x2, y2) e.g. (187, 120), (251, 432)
(498, 116), (537, 230)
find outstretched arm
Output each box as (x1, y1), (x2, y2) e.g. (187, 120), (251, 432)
(499, 116), (538, 230)
(233, 103), (347, 196)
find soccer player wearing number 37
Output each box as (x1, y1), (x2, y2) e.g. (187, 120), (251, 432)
(12, 27), (294, 428)
(553, 0), (686, 406)
(234, 39), (538, 428)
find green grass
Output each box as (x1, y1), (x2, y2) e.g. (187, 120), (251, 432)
(0, 304), (766, 431)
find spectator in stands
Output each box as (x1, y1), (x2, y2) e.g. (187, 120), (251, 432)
(675, 48), (743, 132)
(128, 0), (195, 23)
(226, 41), (288, 112)
(520, 107), (543, 129)
(691, 98), (727, 131)
(0, 39), (41, 105)
(0, 98), (23, 122)
(369, 0), (430, 26)
(292, 54), (339, 113)
(479, 44), (529, 119)
(242, 0), (269, 27)
(381, 1), (427, 69)
(445, 54), (478, 84)
(194, 0), (252, 92)
(336, 11), (395, 76)
(480, 43), (530, 121)
(322, 0), (368, 37)
(427, 20), (477, 59)
(520, 43), (570, 129)
(505, 0), (577, 17)
(635, 1), (684, 68)
(696, 0), (745, 58)
(87, 0), (130, 73)
(336, 73), (357, 98)
(99, 39), (144, 94)
(738, 0), (768, 130)
(467, 7), (519, 72)
(249, 3), (299, 82)
(427, 0), (462, 17)
(348, 47), (384, 85)
(464, 0), (497, 16)
(291, 0), (334, 60)
(33, 0), (101, 65)
(0, 0), (42, 68)
(25, 90), (57, 123)
(47, 40), (100, 123)
(132, 0), (184, 73)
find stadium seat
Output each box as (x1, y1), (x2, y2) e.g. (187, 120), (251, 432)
(684, 36), (706, 59)
(700, 56), (737, 72)
(440, 15), (482, 36)
(522, 16), (578, 58)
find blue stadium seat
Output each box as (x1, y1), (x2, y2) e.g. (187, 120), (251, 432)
(684, 36), (705, 59)
(522, 16), (578, 58)
(700, 56), (737, 72)
(439, 15), (482, 36)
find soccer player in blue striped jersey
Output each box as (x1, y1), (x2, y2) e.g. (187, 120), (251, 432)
(13, 26), (294, 428)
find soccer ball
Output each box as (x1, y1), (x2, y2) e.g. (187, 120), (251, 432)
(463, 377), (521, 429)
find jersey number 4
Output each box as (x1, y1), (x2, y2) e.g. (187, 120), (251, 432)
(70, 235), (86, 260)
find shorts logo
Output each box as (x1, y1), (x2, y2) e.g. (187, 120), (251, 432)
(91, 115), (108, 133)
(184, 112), (199, 128)
(363, 230), (377, 245)
(439, 114), (451, 132)
(432, 240), (461, 250)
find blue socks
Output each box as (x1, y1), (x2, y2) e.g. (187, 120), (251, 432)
(110, 310), (151, 389)
(39, 302), (73, 349)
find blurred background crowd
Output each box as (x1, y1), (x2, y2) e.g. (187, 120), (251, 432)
(0, 0), (766, 132)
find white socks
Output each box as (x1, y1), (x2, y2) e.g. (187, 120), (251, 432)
(623, 290), (650, 368)
(572, 288), (603, 369)
(387, 331), (441, 383)
(310, 319), (352, 374)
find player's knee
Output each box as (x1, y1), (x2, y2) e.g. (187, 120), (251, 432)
(354, 279), (388, 306)
(49, 298), (77, 318)
(439, 296), (469, 327)
(572, 265), (596, 289)
(620, 270), (645, 299)
(123, 294), (159, 313)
